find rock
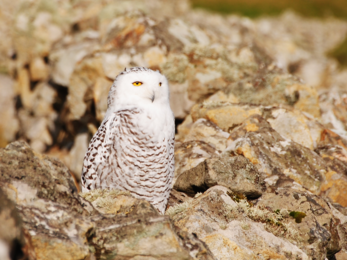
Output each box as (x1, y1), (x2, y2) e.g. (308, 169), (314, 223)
(0, 141), (216, 260)
(174, 154), (264, 199)
(170, 184), (343, 259)
(284, 83), (320, 118)
(89, 214), (216, 260)
(191, 102), (262, 132)
(265, 107), (318, 150)
(330, 203), (347, 259)
(50, 34), (101, 87)
(68, 54), (105, 120)
(319, 88), (347, 139)
(0, 188), (26, 260)
(318, 129), (347, 156)
(256, 187), (341, 259)
(0, 141), (92, 259)
(176, 114), (193, 141)
(67, 133), (89, 181)
(93, 77), (113, 121)
(227, 114), (327, 194)
(18, 111), (53, 152)
(191, 102), (322, 150)
(16, 68), (32, 110)
(216, 60), (322, 118)
(315, 144), (347, 207)
(81, 189), (158, 216)
(166, 189), (191, 211)
(182, 118), (230, 152)
(174, 140), (220, 184)
(29, 57), (49, 81)
(254, 11), (347, 89)
(204, 91), (239, 103)
(336, 250), (347, 260)
(0, 74), (19, 147)
(169, 185), (310, 259)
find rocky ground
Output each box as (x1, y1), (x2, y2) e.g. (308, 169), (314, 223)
(1, 0), (347, 259)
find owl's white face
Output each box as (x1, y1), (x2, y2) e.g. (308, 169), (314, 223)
(108, 67), (170, 112)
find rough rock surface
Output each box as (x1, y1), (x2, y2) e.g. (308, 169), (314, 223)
(174, 154), (264, 199)
(0, 188), (25, 260)
(0, 141), (216, 260)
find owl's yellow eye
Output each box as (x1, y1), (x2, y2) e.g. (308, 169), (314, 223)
(159, 82), (162, 87)
(132, 81), (143, 86)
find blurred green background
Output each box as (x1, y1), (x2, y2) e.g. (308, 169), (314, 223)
(191, 0), (347, 19)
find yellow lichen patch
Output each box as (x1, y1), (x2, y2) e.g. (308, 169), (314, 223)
(321, 170), (339, 191)
(203, 234), (256, 260)
(144, 46), (167, 67)
(236, 144), (259, 165)
(191, 103), (262, 131)
(32, 237), (89, 260)
(205, 107), (261, 131)
(320, 170), (347, 207)
(244, 122), (259, 132)
(321, 154), (335, 160)
(259, 249), (286, 259)
(285, 84), (320, 118)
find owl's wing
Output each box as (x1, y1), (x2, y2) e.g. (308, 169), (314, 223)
(81, 115), (118, 192)
(168, 134), (175, 185)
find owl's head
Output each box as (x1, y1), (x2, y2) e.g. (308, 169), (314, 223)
(107, 67), (170, 111)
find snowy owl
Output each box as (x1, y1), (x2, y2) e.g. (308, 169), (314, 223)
(81, 67), (175, 214)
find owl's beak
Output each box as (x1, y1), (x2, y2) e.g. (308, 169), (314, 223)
(151, 92), (155, 102)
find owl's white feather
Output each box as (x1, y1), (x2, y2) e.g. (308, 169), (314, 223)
(81, 67), (175, 214)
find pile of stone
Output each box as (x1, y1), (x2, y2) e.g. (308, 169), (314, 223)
(1, 0), (347, 259)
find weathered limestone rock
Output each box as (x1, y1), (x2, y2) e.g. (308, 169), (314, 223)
(227, 114), (327, 194)
(67, 133), (89, 181)
(68, 54), (105, 120)
(223, 69), (321, 118)
(0, 188), (25, 260)
(174, 154), (264, 199)
(256, 187), (341, 259)
(50, 33), (101, 87)
(80, 189), (158, 216)
(315, 144), (347, 207)
(191, 101), (323, 150)
(29, 57), (49, 81)
(182, 119), (230, 152)
(93, 77), (113, 121)
(319, 88), (347, 139)
(264, 107), (318, 150)
(167, 189), (192, 211)
(89, 214), (216, 260)
(191, 102), (262, 132)
(176, 115), (194, 141)
(174, 140), (220, 184)
(0, 141), (216, 260)
(0, 141), (92, 260)
(169, 186), (310, 259)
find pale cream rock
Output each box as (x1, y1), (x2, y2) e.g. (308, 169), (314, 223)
(93, 77), (113, 121)
(29, 57), (49, 81)
(183, 118), (229, 151)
